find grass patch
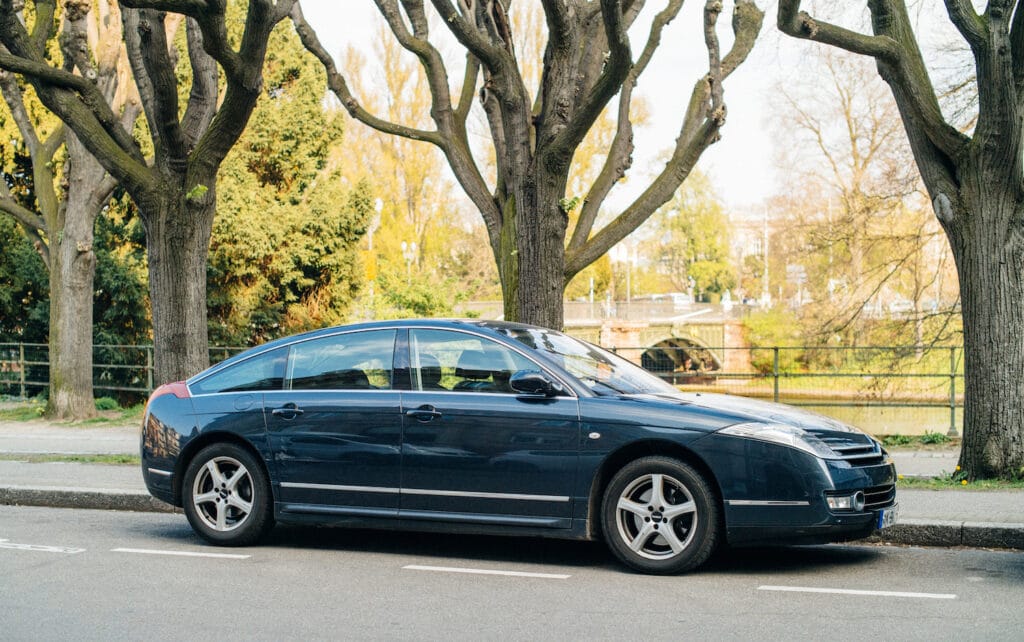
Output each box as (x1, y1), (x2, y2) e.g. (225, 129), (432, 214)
(897, 474), (1024, 490)
(0, 402), (46, 421)
(881, 433), (959, 450)
(0, 453), (139, 466)
(81, 403), (145, 426)
(0, 399), (144, 425)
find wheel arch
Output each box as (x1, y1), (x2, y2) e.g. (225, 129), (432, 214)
(585, 440), (724, 540)
(173, 432), (271, 506)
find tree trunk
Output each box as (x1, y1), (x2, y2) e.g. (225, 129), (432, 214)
(521, 177), (569, 330)
(46, 231), (96, 420)
(46, 135), (105, 420)
(143, 179), (217, 386)
(953, 189), (1024, 480)
(498, 172), (569, 330)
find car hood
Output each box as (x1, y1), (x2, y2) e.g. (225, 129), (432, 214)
(622, 391), (865, 435)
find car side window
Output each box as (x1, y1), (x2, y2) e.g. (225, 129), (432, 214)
(409, 329), (536, 393)
(287, 330), (396, 391)
(190, 347), (288, 395)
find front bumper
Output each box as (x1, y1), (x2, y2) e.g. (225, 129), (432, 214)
(694, 436), (897, 546)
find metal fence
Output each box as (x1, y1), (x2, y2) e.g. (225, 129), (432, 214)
(612, 345), (963, 436)
(0, 343), (249, 401)
(0, 342), (963, 436)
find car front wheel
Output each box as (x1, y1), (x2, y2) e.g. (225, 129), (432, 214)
(183, 443), (273, 546)
(601, 456), (720, 574)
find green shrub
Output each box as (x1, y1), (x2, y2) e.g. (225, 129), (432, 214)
(882, 434), (913, 447)
(94, 397), (120, 411)
(920, 431), (951, 445)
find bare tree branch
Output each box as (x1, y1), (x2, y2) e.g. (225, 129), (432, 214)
(944, 0), (985, 52)
(778, 0), (898, 60)
(570, 0), (685, 252)
(121, 0), (243, 82)
(777, 0), (968, 167)
(429, 0), (506, 70)
(454, 52), (479, 126)
(0, 60), (41, 155)
(180, 17), (218, 151)
(130, 9), (188, 161)
(566, 0), (764, 280)
(0, 16), (145, 168)
(1011, 0), (1024, 85)
(292, 1), (499, 244)
(544, 0), (632, 173)
(541, 0), (571, 48)
(290, 3), (440, 145)
(0, 191), (43, 232)
(29, 0), (56, 52)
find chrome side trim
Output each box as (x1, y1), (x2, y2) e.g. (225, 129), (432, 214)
(726, 500), (811, 507)
(280, 482), (400, 494)
(147, 468), (173, 477)
(280, 482), (569, 503)
(402, 488), (570, 503)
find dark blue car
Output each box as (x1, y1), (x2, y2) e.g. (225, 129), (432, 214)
(141, 320), (897, 574)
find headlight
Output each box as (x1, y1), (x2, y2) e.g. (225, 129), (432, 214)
(718, 422), (838, 459)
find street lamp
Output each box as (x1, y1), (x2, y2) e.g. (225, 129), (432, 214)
(401, 240), (418, 286)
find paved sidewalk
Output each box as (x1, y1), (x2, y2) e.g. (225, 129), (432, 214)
(0, 421), (138, 455)
(1, 422), (1021, 549)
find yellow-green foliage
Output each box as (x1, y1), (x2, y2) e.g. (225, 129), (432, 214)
(207, 21), (366, 346)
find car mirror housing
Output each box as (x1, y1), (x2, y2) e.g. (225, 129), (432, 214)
(510, 370), (563, 397)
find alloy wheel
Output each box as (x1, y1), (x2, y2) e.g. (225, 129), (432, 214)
(614, 472), (698, 560)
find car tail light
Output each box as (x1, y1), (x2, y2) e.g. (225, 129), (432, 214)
(149, 381), (190, 401)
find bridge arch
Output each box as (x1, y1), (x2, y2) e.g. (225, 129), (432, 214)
(640, 334), (723, 381)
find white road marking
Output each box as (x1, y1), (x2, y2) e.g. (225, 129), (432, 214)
(0, 538), (84, 554)
(112, 548), (250, 560)
(758, 585), (956, 600)
(403, 564), (570, 579)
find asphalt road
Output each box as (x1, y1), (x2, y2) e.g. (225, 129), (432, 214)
(3, 505), (1022, 641)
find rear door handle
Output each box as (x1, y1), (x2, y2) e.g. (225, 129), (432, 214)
(405, 405), (442, 422)
(271, 403), (304, 419)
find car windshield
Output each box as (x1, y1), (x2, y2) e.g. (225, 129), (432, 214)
(498, 326), (678, 396)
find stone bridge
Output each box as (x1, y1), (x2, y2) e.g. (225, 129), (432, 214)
(461, 300), (754, 376)
(564, 315), (751, 376)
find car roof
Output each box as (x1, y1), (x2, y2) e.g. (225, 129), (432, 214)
(187, 319), (555, 384)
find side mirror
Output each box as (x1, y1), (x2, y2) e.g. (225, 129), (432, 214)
(510, 370), (564, 397)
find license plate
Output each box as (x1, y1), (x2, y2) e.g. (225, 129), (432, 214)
(877, 504), (899, 529)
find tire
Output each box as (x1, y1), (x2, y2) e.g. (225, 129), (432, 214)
(601, 456), (720, 574)
(182, 442), (273, 546)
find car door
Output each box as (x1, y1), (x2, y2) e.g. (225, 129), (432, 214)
(399, 329), (580, 528)
(265, 329), (402, 517)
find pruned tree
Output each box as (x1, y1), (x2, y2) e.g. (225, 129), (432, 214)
(0, 0), (296, 386)
(0, 0), (140, 418)
(778, 1), (1024, 480)
(291, 0), (764, 329)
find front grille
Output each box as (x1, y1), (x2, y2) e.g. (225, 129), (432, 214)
(809, 430), (887, 467)
(863, 483), (896, 510)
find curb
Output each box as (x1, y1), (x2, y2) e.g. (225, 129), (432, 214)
(0, 486), (178, 513)
(867, 517), (1024, 550)
(2, 486), (1022, 551)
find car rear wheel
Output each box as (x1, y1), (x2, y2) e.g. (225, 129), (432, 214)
(601, 456), (720, 574)
(183, 443), (273, 546)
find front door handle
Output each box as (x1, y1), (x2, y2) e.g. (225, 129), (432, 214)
(271, 403), (304, 419)
(405, 405), (442, 422)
